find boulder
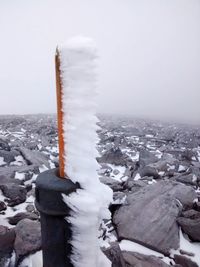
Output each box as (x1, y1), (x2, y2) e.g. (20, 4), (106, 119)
(174, 254), (198, 267)
(14, 219), (41, 261)
(0, 183), (27, 206)
(8, 212), (39, 225)
(175, 174), (197, 186)
(122, 251), (170, 267)
(97, 147), (132, 166)
(0, 138), (10, 151)
(100, 176), (123, 192)
(113, 180), (196, 255)
(177, 217), (200, 242)
(18, 147), (50, 168)
(103, 243), (126, 267)
(0, 201), (7, 212)
(139, 149), (158, 167)
(0, 225), (16, 267)
(0, 150), (20, 164)
(139, 166), (159, 179)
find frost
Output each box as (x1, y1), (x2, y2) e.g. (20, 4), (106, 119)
(59, 36), (112, 267)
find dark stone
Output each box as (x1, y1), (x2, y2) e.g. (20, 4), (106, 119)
(0, 149), (20, 164)
(113, 180), (196, 254)
(0, 183), (27, 206)
(175, 174), (197, 186)
(174, 254), (198, 267)
(14, 219), (41, 262)
(139, 149), (158, 167)
(18, 147), (50, 168)
(97, 147), (132, 166)
(122, 251), (170, 267)
(8, 212), (39, 225)
(177, 217), (200, 242)
(0, 138), (10, 151)
(139, 166), (159, 179)
(0, 201), (7, 211)
(103, 243), (126, 267)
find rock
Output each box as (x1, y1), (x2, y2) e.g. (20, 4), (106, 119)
(139, 149), (158, 167)
(123, 179), (147, 191)
(0, 165), (39, 186)
(177, 217), (200, 242)
(0, 225), (16, 252)
(175, 174), (197, 186)
(100, 176), (123, 192)
(0, 201), (7, 211)
(181, 149), (198, 162)
(18, 147), (50, 168)
(0, 183), (27, 206)
(0, 225), (16, 266)
(174, 254), (198, 267)
(97, 147), (132, 166)
(139, 166), (159, 179)
(122, 251), (170, 267)
(26, 204), (35, 213)
(103, 243), (126, 267)
(113, 180), (196, 254)
(8, 212), (39, 225)
(181, 209), (200, 220)
(0, 149), (20, 164)
(14, 219), (41, 262)
(0, 138), (10, 151)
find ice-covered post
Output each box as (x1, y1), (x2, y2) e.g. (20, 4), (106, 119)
(35, 37), (112, 267)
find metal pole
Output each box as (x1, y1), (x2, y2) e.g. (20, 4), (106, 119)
(55, 49), (65, 178)
(35, 168), (78, 267)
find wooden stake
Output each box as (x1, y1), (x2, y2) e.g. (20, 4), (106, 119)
(55, 49), (65, 178)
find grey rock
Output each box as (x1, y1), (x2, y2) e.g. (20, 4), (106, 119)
(175, 174), (197, 186)
(181, 209), (200, 220)
(174, 254), (198, 267)
(103, 243), (126, 267)
(122, 251), (170, 267)
(0, 183), (27, 206)
(124, 179), (147, 191)
(0, 138), (10, 151)
(8, 212), (39, 225)
(139, 166), (159, 179)
(113, 180), (196, 254)
(26, 204), (35, 213)
(177, 217), (200, 242)
(97, 147), (132, 166)
(0, 225), (16, 266)
(100, 176), (123, 192)
(0, 150), (20, 164)
(14, 219), (41, 261)
(139, 149), (158, 167)
(0, 201), (7, 211)
(18, 147), (50, 168)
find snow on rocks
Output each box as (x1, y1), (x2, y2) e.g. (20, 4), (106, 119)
(58, 36), (112, 267)
(113, 180), (196, 255)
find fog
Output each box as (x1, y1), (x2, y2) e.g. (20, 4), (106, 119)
(0, 0), (200, 124)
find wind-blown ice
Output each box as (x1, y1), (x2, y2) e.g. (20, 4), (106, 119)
(58, 36), (113, 267)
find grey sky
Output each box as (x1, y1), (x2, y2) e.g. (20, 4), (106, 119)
(0, 0), (200, 124)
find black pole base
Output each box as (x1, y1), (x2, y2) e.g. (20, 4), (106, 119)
(35, 168), (79, 267)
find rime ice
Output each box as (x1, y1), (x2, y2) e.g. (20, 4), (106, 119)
(58, 36), (113, 267)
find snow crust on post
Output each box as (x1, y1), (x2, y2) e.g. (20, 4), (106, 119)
(58, 36), (113, 267)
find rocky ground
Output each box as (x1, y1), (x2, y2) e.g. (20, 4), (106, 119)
(0, 114), (200, 267)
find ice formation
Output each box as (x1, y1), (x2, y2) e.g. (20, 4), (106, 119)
(58, 36), (113, 267)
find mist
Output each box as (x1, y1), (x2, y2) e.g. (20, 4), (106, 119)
(0, 0), (200, 124)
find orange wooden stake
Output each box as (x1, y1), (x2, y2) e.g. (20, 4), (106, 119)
(55, 49), (66, 178)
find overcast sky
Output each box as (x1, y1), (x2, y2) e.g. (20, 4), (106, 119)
(0, 0), (200, 124)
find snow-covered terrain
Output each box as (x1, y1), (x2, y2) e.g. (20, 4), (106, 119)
(0, 114), (200, 267)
